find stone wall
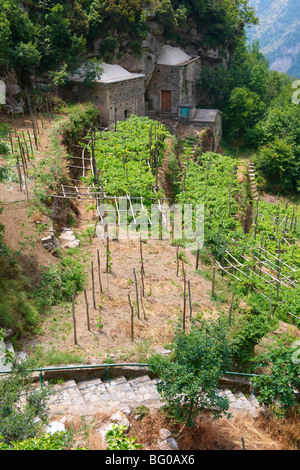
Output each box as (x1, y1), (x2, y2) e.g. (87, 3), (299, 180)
(180, 59), (201, 104)
(146, 58), (201, 116)
(61, 77), (145, 125)
(104, 77), (145, 125)
(146, 64), (181, 115)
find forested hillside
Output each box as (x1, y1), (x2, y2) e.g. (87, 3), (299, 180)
(0, 0), (258, 86)
(247, 0), (300, 77)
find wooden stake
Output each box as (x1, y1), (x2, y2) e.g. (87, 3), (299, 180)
(212, 266), (216, 297)
(128, 294), (134, 341)
(188, 280), (192, 320)
(9, 130), (13, 153)
(91, 261), (96, 309)
(228, 166), (236, 217)
(140, 236), (145, 277)
(272, 260), (282, 317)
(15, 155), (22, 191)
(22, 131), (30, 161)
(72, 283), (77, 345)
(182, 262), (186, 332)
(133, 268), (140, 319)
(196, 243), (200, 270)
(269, 292), (273, 319)
(84, 289), (90, 331)
(27, 130), (34, 155)
(105, 236), (110, 273)
(228, 293), (235, 325)
(97, 249), (103, 293)
(141, 269), (145, 297)
(140, 286), (146, 319)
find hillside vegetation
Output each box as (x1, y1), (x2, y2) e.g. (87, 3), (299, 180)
(0, 0), (258, 86)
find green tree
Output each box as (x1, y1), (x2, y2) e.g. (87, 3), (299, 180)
(0, 357), (50, 445)
(68, 0), (90, 37)
(251, 343), (300, 416)
(255, 137), (299, 193)
(156, 0), (179, 33)
(225, 86), (266, 140)
(12, 41), (41, 77)
(148, 320), (232, 428)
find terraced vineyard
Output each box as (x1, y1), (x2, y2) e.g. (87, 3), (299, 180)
(176, 140), (300, 328)
(85, 116), (170, 204)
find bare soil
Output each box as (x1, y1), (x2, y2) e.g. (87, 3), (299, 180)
(28, 233), (221, 363)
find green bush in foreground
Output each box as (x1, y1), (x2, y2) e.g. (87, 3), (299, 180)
(251, 343), (300, 416)
(0, 360), (50, 445)
(148, 320), (233, 427)
(106, 425), (142, 450)
(0, 432), (86, 450)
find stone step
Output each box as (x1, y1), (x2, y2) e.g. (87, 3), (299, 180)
(77, 377), (107, 403)
(45, 376), (261, 417)
(47, 380), (86, 410)
(217, 389), (261, 416)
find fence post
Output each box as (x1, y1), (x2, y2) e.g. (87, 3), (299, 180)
(72, 282), (77, 345)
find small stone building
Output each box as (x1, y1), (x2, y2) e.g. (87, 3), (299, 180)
(145, 45), (201, 116)
(62, 63), (145, 125)
(190, 109), (222, 151)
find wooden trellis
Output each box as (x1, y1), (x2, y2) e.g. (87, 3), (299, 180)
(214, 240), (299, 315)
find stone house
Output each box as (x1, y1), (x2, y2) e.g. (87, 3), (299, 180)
(190, 108), (222, 151)
(145, 45), (201, 116)
(62, 63), (145, 125)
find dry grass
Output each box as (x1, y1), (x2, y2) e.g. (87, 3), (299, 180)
(256, 409), (300, 450)
(178, 413), (282, 450)
(51, 406), (299, 450)
(128, 409), (298, 451)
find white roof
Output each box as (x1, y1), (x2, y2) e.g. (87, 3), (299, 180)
(70, 63), (144, 83)
(191, 109), (220, 123)
(157, 45), (193, 66)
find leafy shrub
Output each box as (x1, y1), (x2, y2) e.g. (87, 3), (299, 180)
(0, 220), (39, 332)
(148, 320), (233, 427)
(0, 432), (85, 450)
(106, 425), (142, 450)
(255, 137), (299, 194)
(229, 312), (275, 370)
(251, 343), (300, 415)
(35, 255), (85, 309)
(0, 360), (50, 445)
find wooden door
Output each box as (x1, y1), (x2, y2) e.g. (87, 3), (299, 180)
(161, 91), (171, 112)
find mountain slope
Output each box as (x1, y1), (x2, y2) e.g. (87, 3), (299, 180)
(247, 0), (300, 77)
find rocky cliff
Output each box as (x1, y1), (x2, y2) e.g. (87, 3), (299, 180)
(104, 16), (227, 87)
